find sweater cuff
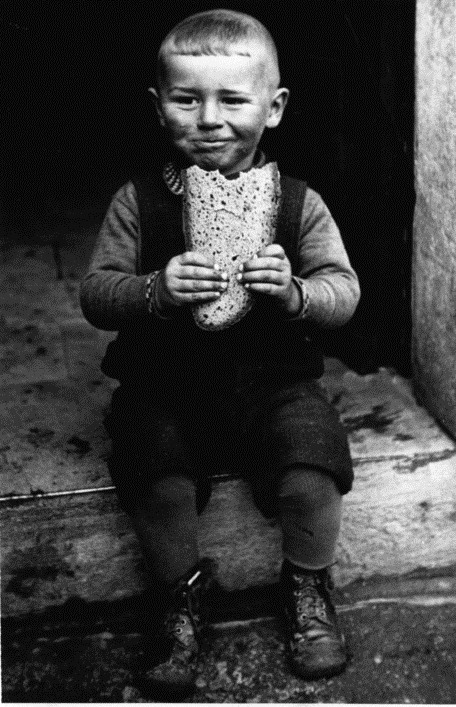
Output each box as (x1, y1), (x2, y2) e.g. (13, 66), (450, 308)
(145, 271), (173, 319)
(286, 277), (310, 320)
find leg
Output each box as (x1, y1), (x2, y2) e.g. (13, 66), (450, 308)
(104, 389), (213, 698)
(277, 466), (347, 679)
(130, 474), (199, 586)
(278, 467), (342, 570)
(243, 378), (352, 680)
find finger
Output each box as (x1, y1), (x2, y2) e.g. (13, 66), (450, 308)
(257, 244), (286, 258)
(241, 257), (287, 273)
(238, 269), (286, 285)
(177, 265), (228, 281)
(179, 251), (218, 269)
(243, 282), (283, 295)
(175, 278), (228, 293)
(177, 290), (224, 303)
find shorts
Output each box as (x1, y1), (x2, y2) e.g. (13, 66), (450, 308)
(104, 367), (353, 515)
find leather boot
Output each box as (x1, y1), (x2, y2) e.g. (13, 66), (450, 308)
(142, 560), (213, 699)
(281, 559), (348, 680)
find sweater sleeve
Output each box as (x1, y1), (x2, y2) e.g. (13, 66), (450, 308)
(79, 182), (153, 330)
(293, 188), (360, 328)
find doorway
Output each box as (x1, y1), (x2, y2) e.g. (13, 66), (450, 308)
(2, 0), (415, 374)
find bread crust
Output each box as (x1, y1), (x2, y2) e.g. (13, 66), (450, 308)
(182, 163), (281, 331)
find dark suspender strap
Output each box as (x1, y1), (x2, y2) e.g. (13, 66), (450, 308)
(277, 175), (307, 272)
(131, 172), (183, 275)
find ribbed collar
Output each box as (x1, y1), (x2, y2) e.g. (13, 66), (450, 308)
(162, 151), (267, 195)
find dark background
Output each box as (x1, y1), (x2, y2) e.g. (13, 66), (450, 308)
(1, 0), (415, 373)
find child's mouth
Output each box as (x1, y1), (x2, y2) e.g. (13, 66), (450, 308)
(194, 140), (231, 150)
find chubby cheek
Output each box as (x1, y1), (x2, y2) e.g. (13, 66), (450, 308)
(164, 122), (191, 144)
(159, 109), (192, 140)
(234, 108), (270, 142)
(236, 123), (266, 151)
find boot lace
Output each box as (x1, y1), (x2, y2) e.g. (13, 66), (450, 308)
(291, 572), (333, 633)
(165, 568), (202, 648)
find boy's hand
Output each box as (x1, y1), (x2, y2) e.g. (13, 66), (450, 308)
(237, 244), (302, 316)
(156, 252), (228, 310)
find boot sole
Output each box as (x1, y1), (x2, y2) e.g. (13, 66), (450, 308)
(289, 656), (348, 681)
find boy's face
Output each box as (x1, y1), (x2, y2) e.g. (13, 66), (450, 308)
(152, 48), (288, 175)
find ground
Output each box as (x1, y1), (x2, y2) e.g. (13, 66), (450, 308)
(3, 575), (456, 703)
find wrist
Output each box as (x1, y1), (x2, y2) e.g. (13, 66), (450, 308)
(146, 271), (173, 319)
(282, 279), (303, 316)
(281, 278), (310, 319)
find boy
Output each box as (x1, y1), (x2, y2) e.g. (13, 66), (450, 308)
(80, 8), (360, 698)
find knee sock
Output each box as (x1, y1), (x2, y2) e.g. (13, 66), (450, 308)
(278, 467), (342, 570)
(130, 475), (199, 586)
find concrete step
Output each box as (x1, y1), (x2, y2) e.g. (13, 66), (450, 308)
(2, 244), (456, 618)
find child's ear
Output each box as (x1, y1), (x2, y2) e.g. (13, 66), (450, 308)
(148, 87), (165, 127)
(266, 87), (290, 129)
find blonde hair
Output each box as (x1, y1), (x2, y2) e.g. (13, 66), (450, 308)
(157, 9), (280, 88)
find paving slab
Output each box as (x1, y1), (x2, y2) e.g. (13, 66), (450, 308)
(1, 493), (142, 617)
(0, 316), (67, 385)
(339, 455), (456, 583)
(0, 380), (112, 497)
(53, 215), (102, 281)
(323, 365), (456, 460)
(0, 246), (80, 323)
(3, 592), (456, 703)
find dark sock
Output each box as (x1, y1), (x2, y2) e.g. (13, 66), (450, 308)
(278, 468), (342, 570)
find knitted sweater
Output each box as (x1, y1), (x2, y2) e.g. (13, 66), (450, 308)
(80, 167), (360, 383)
(81, 184), (359, 329)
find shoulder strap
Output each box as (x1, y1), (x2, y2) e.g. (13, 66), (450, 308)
(131, 171), (184, 275)
(277, 175), (307, 272)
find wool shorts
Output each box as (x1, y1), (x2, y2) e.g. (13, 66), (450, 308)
(104, 367), (353, 515)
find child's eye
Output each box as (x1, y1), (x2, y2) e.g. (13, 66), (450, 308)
(222, 97), (247, 105)
(173, 96), (199, 106)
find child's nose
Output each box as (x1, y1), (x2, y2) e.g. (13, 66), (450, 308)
(197, 100), (223, 128)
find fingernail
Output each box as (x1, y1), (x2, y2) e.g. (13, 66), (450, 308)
(221, 281), (228, 289)
(238, 263), (244, 272)
(214, 263), (220, 271)
(221, 272), (229, 281)
(236, 273), (242, 281)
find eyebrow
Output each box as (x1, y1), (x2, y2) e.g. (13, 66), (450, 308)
(168, 87), (198, 92)
(167, 86), (252, 98)
(168, 49), (253, 58)
(167, 86), (253, 95)
(219, 88), (252, 94)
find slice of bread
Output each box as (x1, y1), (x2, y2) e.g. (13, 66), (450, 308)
(182, 162), (281, 331)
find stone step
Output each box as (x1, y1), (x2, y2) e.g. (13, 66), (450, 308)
(2, 245), (456, 618)
(2, 358), (456, 617)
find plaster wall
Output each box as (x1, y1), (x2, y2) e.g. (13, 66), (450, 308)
(413, 0), (456, 436)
